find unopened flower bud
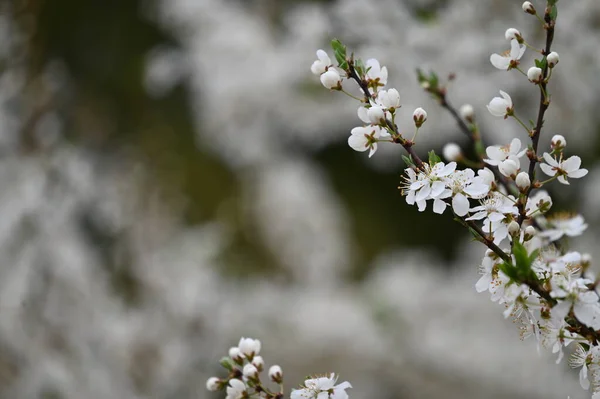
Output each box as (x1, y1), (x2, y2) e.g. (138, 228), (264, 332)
(206, 377), (221, 392)
(582, 253), (592, 264)
(515, 172), (531, 190)
(229, 347), (243, 361)
(527, 67), (543, 83)
(269, 365), (283, 383)
(378, 89), (400, 109)
(508, 221), (520, 236)
(243, 364), (258, 379)
(443, 143), (462, 161)
(551, 134), (566, 150)
(320, 69), (341, 89)
(524, 226), (536, 240)
(522, 1), (536, 14)
(238, 337), (261, 357)
(505, 28), (522, 42)
(251, 356), (264, 371)
(367, 106), (385, 124)
(460, 104), (475, 122)
(547, 52), (559, 68)
(499, 159), (519, 178)
(413, 107), (427, 127)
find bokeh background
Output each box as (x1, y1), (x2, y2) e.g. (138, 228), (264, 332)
(1, 0), (600, 398)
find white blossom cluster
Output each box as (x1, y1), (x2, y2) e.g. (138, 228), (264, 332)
(306, 1), (600, 398)
(206, 337), (351, 399)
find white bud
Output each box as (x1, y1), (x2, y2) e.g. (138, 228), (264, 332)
(522, 1), (536, 14)
(459, 104), (475, 121)
(499, 159), (519, 178)
(524, 226), (536, 239)
(243, 364), (258, 379)
(527, 67), (543, 83)
(505, 28), (522, 41)
(413, 107), (427, 127)
(229, 347), (242, 360)
(551, 134), (566, 149)
(378, 88), (400, 109)
(320, 69), (341, 89)
(508, 221), (520, 236)
(582, 253), (592, 263)
(206, 377), (221, 392)
(251, 356), (264, 370)
(238, 337), (261, 357)
(478, 168), (495, 186)
(515, 172), (531, 190)
(269, 365), (283, 382)
(547, 52), (559, 67)
(367, 106), (385, 124)
(311, 49), (331, 75)
(442, 143), (462, 161)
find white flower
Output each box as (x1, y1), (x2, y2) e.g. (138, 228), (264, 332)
(367, 106), (385, 124)
(400, 168), (427, 212)
(311, 49), (332, 75)
(498, 159), (519, 178)
(539, 153), (588, 184)
(269, 365), (283, 382)
(515, 171), (530, 190)
(540, 317), (575, 364)
(527, 66), (543, 83)
(476, 254), (496, 293)
(484, 138), (526, 167)
(377, 88), (400, 109)
(440, 169), (490, 216)
(551, 134), (566, 149)
(487, 90), (514, 117)
(347, 125), (388, 158)
(442, 143), (462, 161)
(408, 162), (456, 203)
(539, 214), (588, 241)
(490, 39), (526, 70)
(522, 1), (536, 14)
(477, 168), (496, 188)
(505, 28), (521, 41)
(365, 59), (388, 87)
(570, 345), (591, 390)
(238, 337), (261, 357)
(226, 379), (247, 399)
(467, 193), (518, 222)
(547, 51), (559, 67)
(412, 107), (427, 127)
(243, 364), (258, 379)
(320, 69), (341, 89)
(206, 377), (221, 392)
(291, 373), (352, 399)
(526, 190), (552, 215)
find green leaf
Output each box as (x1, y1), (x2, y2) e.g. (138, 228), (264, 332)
(429, 71), (439, 88)
(548, 0), (558, 5)
(428, 150), (441, 165)
(354, 58), (366, 77)
(219, 357), (234, 371)
(498, 261), (519, 281)
(402, 154), (414, 167)
(534, 58), (547, 70)
(416, 68), (426, 83)
(550, 4), (558, 20)
(331, 39), (347, 67)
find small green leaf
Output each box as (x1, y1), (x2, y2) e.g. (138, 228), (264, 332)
(402, 154), (414, 167)
(534, 58), (547, 70)
(219, 357), (234, 371)
(331, 39), (347, 67)
(550, 4), (558, 20)
(428, 150), (441, 165)
(354, 58), (366, 77)
(416, 68), (426, 83)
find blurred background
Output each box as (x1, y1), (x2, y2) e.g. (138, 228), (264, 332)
(1, 0), (600, 398)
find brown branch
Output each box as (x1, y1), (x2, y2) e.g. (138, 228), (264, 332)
(519, 6), (555, 224)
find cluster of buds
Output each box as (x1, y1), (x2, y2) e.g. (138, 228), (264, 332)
(207, 338), (350, 399)
(206, 338), (285, 399)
